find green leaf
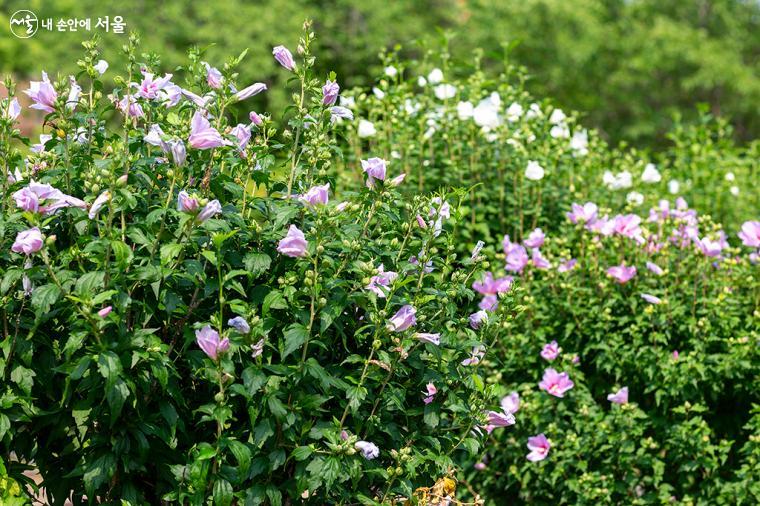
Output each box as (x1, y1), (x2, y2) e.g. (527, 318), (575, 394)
(243, 252), (272, 278)
(10, 365), (35, 396)
(160, 243), (183, 265)
(267, 396), (288, 420)
(106, 378), (130, 425)
(227, 440), (252, 477)
(263, 290), (287, 315)
(213, 478), (233, 506)
(196, 442), (216, 460)
(97, 351), (122, 388)
(31, 283), (61, 313)
(281, 323), (308, 360)
(0, 413), (10, 440)
(1, 268), (22, 294)
(83, 454), (115, 497)
(111, 240), (133, 269)
(292, 446), (313, 461)
(201, 250), (218, 265)
(75, 271), (105, 297)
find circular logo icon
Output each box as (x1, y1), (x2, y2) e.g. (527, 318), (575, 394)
(9, 10), (38, 39)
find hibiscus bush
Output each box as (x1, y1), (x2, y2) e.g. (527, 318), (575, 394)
(334, 51), (758, 247)
(0, 27), (518, 504)
(331, 51), (760, 504)
(1, 25), (759, 506)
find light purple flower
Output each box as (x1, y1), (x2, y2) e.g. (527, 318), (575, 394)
(361, 157), (388, 188)
(197, 200), (222, 222)
(646, 262), (664, 276)
(461, 345), (486, 366)
(277, 225), (308, 257)
(695, 235), (726, 257)
(94, 59), (109, 75)
(24, 72), (57, 113)
(230, 123), (252, 151)
(31, 133), (52, 153)
(354, 440), (379, 460)
(135, 72), (174, 100)
(479, 295), (498, 311)
(234, 83), (267, 102)
(12, 227), (44, 255)
(500, 392), (520, 414)
(228, 316), (250, 334)
(503, 236), (529, 273)
(526, 434), (551, 462)
(607, 386), (629, 404)
(330, 106), (354, 122)
(613, 214), (642, 239)
(469, 310), (488, 330)
(366, 264), (397, 297)
(538, 368), (574, 398)
(202, 62), (223, 89)
(249, 111), (263, 126)
(299, 183), (330, 207)
(13, 181), (86, 215)
(88, 190), (111, 219)
(531, 248), (551, 269)
(524, 228), (545, 248)
(422, 382), (437, 404)
(98, 306), (112, 318)
(641, 293), (662, 304)
(672, 350), (679, 361)
(117, 95), (144, 118)
(13, 187), (40, 213)
(6, 97), (21, 121)
(486, 410), (516, 428)
(188, 112), (229, 149)
(177, 191), (200, 213)
(180, 88), (212, 108)
(272, 45), (296, 71)
(195, 325), (229, 361)
(161, 83), (183, 107)
(471, 240), (485, 260)
(388, 173), (406, 187)
(473, 272), (512, 295)
(322, 79), (340, 106)
(607, 265), (637, 284)
(566, 202), (598, 224)
(558, 258), (578, 273)
(474, 461), (487, 471)
(66, 77), (81, 111)
(251, 339), (265, 358)
(144, 124), (169, 151)
(540, 341), (561, 361)
(738, 221), (760, 248)
(169, 139), (187, 167)
(415, 332), (441, 346)
(387, 305), (417, 332)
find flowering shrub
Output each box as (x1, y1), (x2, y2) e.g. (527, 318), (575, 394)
(1, 26), (758, 506)
(0, 28), (516, 504)
(334, 52), (758, 247)
(331, 52), (759, 503)
(456, 200), (759, 503)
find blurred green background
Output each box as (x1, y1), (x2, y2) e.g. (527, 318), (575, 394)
(1, 0), (758, 148)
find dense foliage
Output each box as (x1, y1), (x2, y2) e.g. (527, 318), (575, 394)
(332, 50), (759, 503)
(2, 0), (759, 146)
(0, 21), (758, 506)
(0, 28), (515, 504)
